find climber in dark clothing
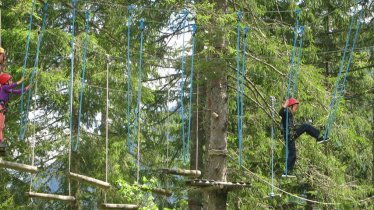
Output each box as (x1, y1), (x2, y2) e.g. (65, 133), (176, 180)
(279, 98), (328, 177)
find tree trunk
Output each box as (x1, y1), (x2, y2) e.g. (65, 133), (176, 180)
(202, 0), (229, 209)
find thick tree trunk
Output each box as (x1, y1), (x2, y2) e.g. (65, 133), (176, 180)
(202, 1), (229, 209)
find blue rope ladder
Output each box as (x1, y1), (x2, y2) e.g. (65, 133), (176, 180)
(284, 9), (301, 175)
(19, 0), (35, 140)
(323, 0), (364, 140)
(75, 2), (90, 151)
(19, 2), (48, 140)
(186, 24), (197, 162)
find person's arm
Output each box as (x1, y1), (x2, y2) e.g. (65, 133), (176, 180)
(9, 84), (31, 94)
(278, 100), (288, 117)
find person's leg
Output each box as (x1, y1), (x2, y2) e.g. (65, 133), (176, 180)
(287, 139), (297, 172)
(0, 111), (5, 148)
(294, 123), (320, 140)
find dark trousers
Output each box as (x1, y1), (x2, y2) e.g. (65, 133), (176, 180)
(286, 123), (320, 172)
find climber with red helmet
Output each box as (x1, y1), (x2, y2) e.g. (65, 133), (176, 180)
(279, 97), (329, 178)
(0, 73), (31, 152)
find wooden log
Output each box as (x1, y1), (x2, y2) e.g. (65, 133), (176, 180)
(27, 192), (75, 202)
(186, 179), (251, 190)
(69, 172), (110, 189)
(136, 184), (172, 197)
(0, 159), (38, 173)
(161, 168), (201, 177)
(101, 203), (139, 209)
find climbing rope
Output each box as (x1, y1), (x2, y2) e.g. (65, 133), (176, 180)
(186, 24), (196, 161)
(323, 0), (364, 140)
(235, 11), (242, 166)
(20, 2), (48, 140)
(269, 99), (276, 196)
(292, 26), (304, 97)
(75, 2), (90, 151)
(180, 9), (188, 161)
(132, 18), (144, 155)
(20, 0), (35, 140)
(284, 9), (301, 175)
(105, 59), (110, 202)
(126, 5), (134, 151)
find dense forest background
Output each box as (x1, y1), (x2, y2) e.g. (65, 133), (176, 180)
(0, 0), (373, 209)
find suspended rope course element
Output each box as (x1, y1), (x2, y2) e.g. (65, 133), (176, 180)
(180, 9), (188, 161)
(19, 2), (48, 141)
(126, 4), (134, 151)
(75, 1), (90, 151)
(186, 23), (197, 161)
(269, 96), (276, 197)
(284, 9), (301, 176)
(132, 18), (144, 155)
(323, 0), (365, 140)
(19, 0), (35, 139)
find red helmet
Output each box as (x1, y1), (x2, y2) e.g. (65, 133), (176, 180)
(0, 73), (12, 85)
(288, 97), (299, 107)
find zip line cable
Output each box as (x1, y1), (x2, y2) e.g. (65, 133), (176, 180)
(323, 1), (365, 140)
(284, 9), (300, 176)
(323, 0), (364, 140)
(126, 5), (134, 151)
(20, 2), (48, 141)
(75, 2), (90, 151)
(20, 0), (35, 139)
(186, 24), (196, 161)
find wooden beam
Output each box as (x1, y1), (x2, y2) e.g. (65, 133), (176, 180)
(69, 172), (110, 189)
(136, 184), (172, 197)
(101, 203), (139, 209)
(27, 192), (75, 202)
(161, 168), (201, 177)
(186, 179), (251, 190)
(0, 159), (38, 173)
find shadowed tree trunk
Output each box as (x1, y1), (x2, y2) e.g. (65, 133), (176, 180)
(202, 0), (229, 209)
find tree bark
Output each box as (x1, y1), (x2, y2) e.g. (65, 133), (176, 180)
(202, 0), (229, 209)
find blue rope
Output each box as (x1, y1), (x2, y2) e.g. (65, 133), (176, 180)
(186, 24), (197, 162)
(180, 9), (188, 161)
(126, 5), (134, 151)
(323, 0), (360, 140)
(19, 0), (35, 140)
(239, 26), (249, 167)
(75, 2), (90, 151)
(132, 18), (144, 154)
(292, 26), (304, 97)
(324, 3), (363, 139)
(284, 9), (300, 175)
(68, 0), (77, 151)
(19, 2), (48, 140)
(235, 11), (242, 166)
(270, 96), (276, 196)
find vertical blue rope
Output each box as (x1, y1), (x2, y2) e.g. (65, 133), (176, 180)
(186, 24), (197, 162)
(126, 5), (134, 151)
(69, 0), (77, 150)
(20, 3), (48, 140)
(235, 11), (242, 166)
(19, 0), (35, 140)
(325, 5), (363, 139)
(292, 26), (304, 97)
(75, 2), (90, 151)
(132, 19), (144, 154)
(239, 26), (249, 167)
(323, 0), (359, 140)
(180, 9), (188, 161)
(284, 9), (300, 175)
(270, 96), (276, 196)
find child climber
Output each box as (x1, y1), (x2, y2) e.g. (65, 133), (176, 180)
(279, 98), (328, 178)
(0, 73), (31, 151)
